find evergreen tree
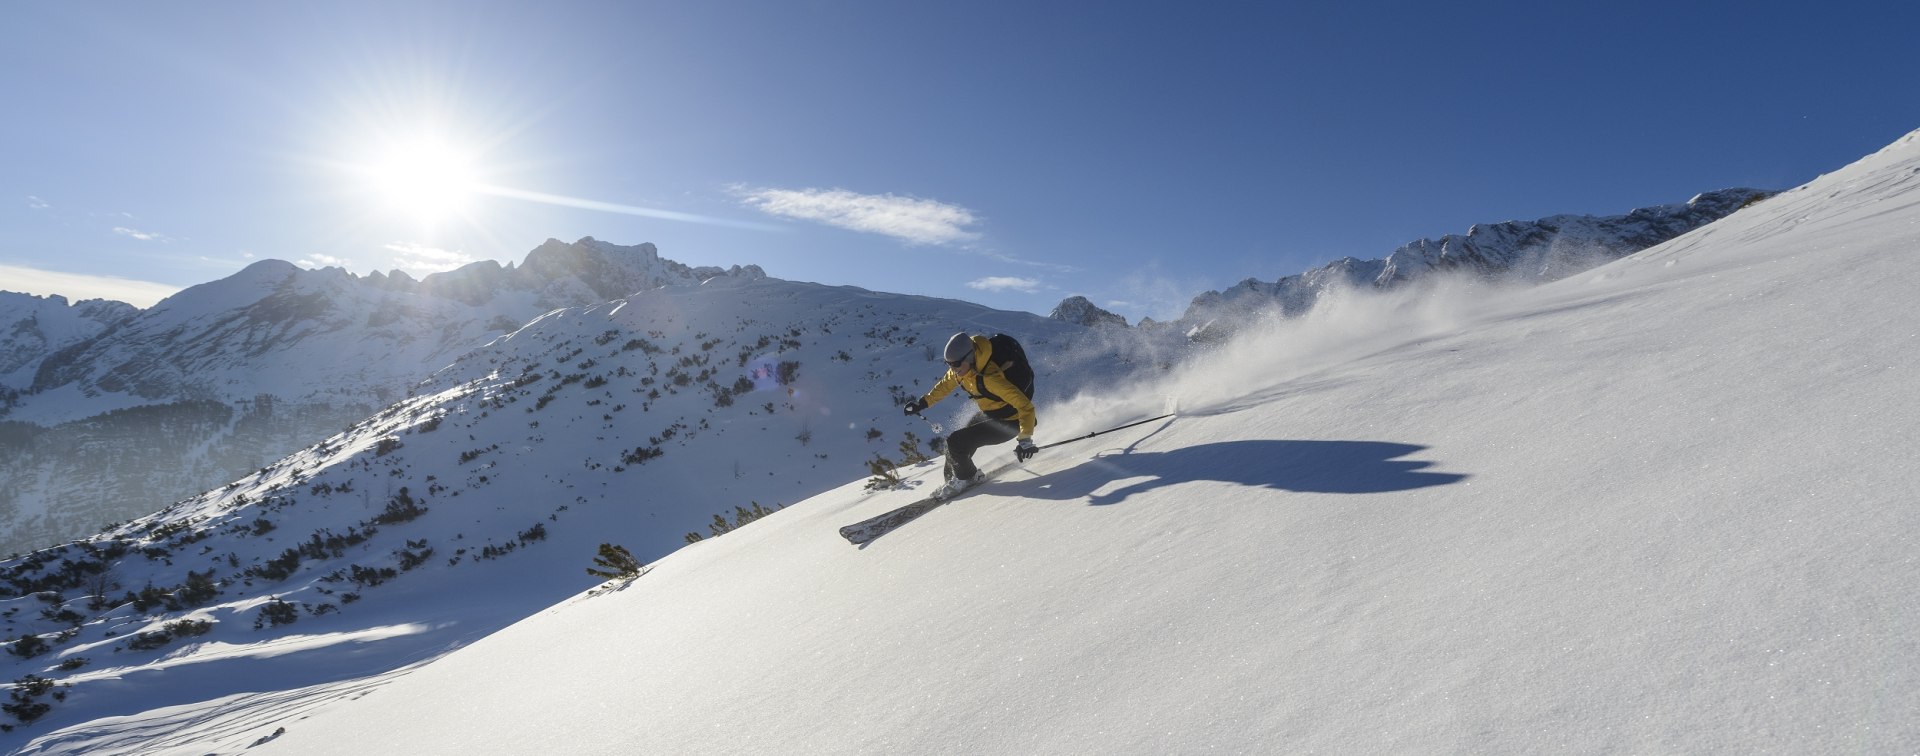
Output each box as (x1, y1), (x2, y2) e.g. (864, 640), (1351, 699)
(253, 598), (299, 629)
(864, 455), (903, 492)
(898, 432), (932, 464)
(585, 544), (643, 581)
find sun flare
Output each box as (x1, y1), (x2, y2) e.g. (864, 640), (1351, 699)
(361, 137), (480, 224)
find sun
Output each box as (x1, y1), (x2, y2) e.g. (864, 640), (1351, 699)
(360, 136), (481, 225)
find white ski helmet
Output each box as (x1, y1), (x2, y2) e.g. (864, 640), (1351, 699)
(943, 332), (974, 367)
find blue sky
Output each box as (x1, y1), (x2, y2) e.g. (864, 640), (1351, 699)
(4, 1), (1917, 320)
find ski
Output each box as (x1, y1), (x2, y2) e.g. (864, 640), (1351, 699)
(837, 495), (949, 546)
(838, 463), (1011, 546)
(838, 414), (1176, 546)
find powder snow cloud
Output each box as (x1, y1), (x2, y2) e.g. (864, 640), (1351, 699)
(735, 186), (980, 246)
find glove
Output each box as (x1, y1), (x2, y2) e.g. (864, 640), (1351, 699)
(903, 398), (928, 416)
(1015, 437), (1038, 462)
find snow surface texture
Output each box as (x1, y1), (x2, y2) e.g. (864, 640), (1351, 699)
(9, 128), (1920, 753)
(159, 133), (1920, 752)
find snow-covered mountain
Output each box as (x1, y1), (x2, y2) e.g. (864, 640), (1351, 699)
(0, 239), (772, 556)
(1176, 187), (1772, 339)
(17, 238), (759, 415)
(6, 125), (1913, 754)
(0, 293), (137, 404)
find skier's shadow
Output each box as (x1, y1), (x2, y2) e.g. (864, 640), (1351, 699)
(997, 440), (1467, 506)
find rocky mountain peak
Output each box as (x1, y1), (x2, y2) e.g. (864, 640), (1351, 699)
(1049, 295), (1128, 328)
(0, 292), (138, 389)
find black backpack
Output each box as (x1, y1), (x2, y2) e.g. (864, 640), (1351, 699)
(986, 333), (1036, 399)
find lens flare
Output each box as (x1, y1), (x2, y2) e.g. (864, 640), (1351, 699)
(363, 137), (479, 224)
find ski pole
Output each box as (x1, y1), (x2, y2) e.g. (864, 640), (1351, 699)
(1037, 413), (1175, 451)
(916, 412), (944, 438)
(915, 411), (947, 454)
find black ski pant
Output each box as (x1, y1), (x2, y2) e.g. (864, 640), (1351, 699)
(945, 415), (1020, 481)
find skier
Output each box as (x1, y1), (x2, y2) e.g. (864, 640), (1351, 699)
(903, 332), (1039, 499)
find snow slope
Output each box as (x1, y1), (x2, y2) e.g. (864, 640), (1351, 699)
(205, 131), (1920, 753)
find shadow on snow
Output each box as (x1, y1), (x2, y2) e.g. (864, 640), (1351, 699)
(997, 440), (1467, 506)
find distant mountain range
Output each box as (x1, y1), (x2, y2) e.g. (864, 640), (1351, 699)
(0, 188), (1769, 556)
(1168, 187), (1772, 338)
(0, 238), (777, 556)
(10, 238), (763, 418)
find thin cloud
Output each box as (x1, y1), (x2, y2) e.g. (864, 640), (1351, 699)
(735, 186), (980, 246)
(113, 226), (171, 242)
(297, 253), (352, 269)
(967, 276), (1043, 294)
(974, 248), (1080, 274)
(0, 263), (179, 308)
(26, 196), (50, 210)
(477, 185), (781, 232)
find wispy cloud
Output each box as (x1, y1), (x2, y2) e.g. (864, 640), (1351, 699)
(0, 263), (180, 308)
(967, 276), (1043, 294)
(975, 249), (1080, 274)
(384, 242), (477, 276)
(113, 226), (172, 242)
(477, 185), (780, 232)
(734, 186), (980, 246)
(25, 196), (49, 210)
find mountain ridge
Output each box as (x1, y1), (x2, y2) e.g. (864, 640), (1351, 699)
(1170, 187), (1772, 338)
(0, 238), (773, 556)
(0, 293), (139, 404)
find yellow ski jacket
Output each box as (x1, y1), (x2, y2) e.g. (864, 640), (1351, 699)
(918, 335), (1037, 438)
